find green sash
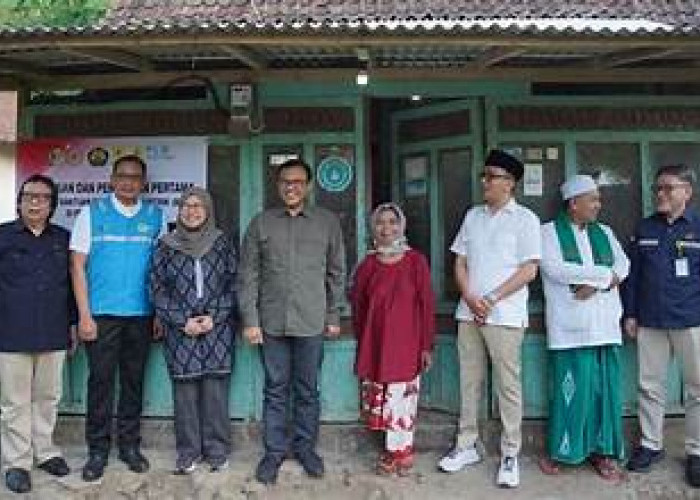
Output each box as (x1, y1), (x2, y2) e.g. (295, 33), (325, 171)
(553, 211), (613, 268)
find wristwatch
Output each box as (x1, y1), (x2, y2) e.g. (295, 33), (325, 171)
(483, 291), (499, 306)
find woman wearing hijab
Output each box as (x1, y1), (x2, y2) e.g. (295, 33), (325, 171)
(150, 187), (238, 475)
(350, 203), (436, 476)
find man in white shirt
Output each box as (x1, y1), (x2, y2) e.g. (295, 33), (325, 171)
(438, 149), (540, 488)
(539, 174), (629, 481)
(70, 155), (164, 482)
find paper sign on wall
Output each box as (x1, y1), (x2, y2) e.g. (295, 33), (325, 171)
(523, 163), (543, 197)
(403, 156), (428, 197)
(525, 148), (543, 161)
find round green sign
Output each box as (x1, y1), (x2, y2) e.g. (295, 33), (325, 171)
(316, 156), (353, 193)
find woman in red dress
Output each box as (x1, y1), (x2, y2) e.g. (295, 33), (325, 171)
(350, 202), (436, 475)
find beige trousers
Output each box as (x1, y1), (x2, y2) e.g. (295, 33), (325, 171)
(0, 351), (65, 470)
(638, 327), (700, 456)
(456, 321), (525, 457)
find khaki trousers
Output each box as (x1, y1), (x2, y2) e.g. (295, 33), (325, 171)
(456, 321), (525, 456)
(638, 327), (700, 456)
(0, 351), (65, 470)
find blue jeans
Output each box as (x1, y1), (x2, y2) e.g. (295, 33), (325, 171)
(260, 334), (324, 460)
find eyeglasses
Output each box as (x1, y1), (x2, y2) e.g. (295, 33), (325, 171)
(20, 192), (52, 204)
(652, 183), (689, 194)
(180, 202), (206, 210)
(278, 179), (307, 188)
(112, 173), (144, 182)
(480, 171), (513, 182)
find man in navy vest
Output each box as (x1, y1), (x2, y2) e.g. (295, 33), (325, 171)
(70, 155), (163, 482)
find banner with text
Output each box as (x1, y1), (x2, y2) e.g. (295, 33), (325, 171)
(17, 137), (207, 229)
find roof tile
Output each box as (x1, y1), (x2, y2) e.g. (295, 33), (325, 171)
(3, 0), (700, 36)
(103, 0), (700, 28)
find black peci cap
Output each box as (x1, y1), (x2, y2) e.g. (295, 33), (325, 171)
(484, 149), (524, 181)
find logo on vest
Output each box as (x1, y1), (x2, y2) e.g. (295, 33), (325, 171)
(137, 222), (151, 234)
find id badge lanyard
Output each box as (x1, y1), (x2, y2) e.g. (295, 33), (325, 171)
(675, 240), (690, 277)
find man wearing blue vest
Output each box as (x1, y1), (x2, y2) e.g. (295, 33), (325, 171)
(70, 155), (163, 482)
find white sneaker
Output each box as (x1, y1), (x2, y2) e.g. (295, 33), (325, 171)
(209, 458), (229, 473)
(437, 445), (481, 473)
(173, 456), (201, 475)
(496, 455), (519, 488)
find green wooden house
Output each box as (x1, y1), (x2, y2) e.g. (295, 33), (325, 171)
(0, 0), (699, 422)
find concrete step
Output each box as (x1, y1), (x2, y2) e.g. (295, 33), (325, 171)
(54, 411), (655, 457)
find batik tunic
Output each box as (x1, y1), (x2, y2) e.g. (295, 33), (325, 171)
(150, 234), (238, 379)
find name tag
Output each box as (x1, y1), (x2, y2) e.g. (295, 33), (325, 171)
(638, 239), (659, 247)
(679, 241), (700, 250)
(676, 257), (689, 277)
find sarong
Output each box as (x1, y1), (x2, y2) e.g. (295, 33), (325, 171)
(360, 376), (420, 456)
(548, 345), (624, 464)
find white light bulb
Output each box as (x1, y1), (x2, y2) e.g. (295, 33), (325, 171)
(356, 70), (369, 86)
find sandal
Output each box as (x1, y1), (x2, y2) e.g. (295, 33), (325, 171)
(376, 451), (414, 476)
(395, 453), (414, 477)
(538, 456), (561, 475)
(376, 452), (397, 476)
(589, 455), (625, 482)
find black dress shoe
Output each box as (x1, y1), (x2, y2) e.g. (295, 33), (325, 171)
(255, 455), (282, 485)
(5, 468), (31, 493)
(626, 446), (665, 473)
(82, 453), (108, 482)
(38, 456), (70, 477)
(687, 454), (700, 488)
(295, 449), (325, 478)
(118, 448), (150, 473)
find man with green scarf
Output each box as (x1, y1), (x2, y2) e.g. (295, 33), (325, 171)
(539, 174), (629, 481)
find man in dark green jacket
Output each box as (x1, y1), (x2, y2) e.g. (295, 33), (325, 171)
(239, 158), (346, 485)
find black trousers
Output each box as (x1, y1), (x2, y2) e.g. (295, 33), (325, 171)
(85, 316), (151, 455)
(173, 375), (231, 466)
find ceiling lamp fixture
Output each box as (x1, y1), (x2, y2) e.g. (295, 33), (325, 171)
(356, 69), (369, 86)
(355, 47), (371, 86)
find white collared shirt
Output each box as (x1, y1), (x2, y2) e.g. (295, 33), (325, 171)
(541, 220), (630, 349)
(451, 198), (541, 327)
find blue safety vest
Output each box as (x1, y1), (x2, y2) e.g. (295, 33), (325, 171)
(87, 196), (162, 316)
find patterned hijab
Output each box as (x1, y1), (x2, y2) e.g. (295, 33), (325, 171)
(161, 186), (222, 259)
(369, 202), (411, 256)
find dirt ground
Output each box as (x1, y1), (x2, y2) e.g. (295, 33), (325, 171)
(6, 442), (699, 500)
